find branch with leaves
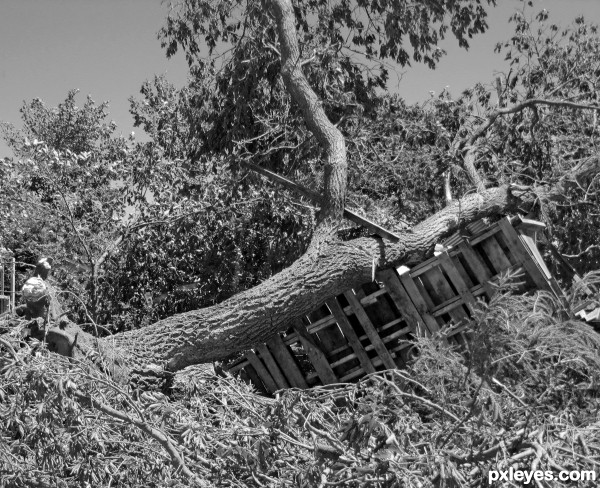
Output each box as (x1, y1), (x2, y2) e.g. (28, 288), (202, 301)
(458, 98), (600, 192)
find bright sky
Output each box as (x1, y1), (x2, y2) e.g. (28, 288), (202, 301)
(1, 0), (599, 159)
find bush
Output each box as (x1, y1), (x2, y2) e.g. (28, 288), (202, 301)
(1, 276), (599, 487)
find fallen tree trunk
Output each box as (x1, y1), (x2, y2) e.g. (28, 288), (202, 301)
(38, 0), (600, 387)
(36, 0), (599, 386)
(41, 156), (597, 384)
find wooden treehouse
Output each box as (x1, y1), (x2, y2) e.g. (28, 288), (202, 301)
(225, 216), (562, 394)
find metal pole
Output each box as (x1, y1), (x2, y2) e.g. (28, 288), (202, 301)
(10, 257), (15, 312)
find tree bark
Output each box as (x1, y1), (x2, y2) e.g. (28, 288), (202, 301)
(39, 0), (600, 386)
(40, 155), (597, 384)
(270, 0), (346, 230)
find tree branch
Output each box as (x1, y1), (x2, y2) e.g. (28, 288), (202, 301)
(95, 206), (214, 272)
(66, 155), (596, 375)
(469, 99), (600, 146)
(52, 179), (94, 266)
(269, 0), (347, 230)
(460, 98), (600, 191)
(562, 244), (600, 259)
(242, 161), (401, 241)
(72, 389), (205, 484)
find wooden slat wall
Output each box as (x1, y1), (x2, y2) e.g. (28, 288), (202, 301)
(226, 217), (561, 393)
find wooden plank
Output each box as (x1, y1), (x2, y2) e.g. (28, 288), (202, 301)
(438, 252), (477, 313)
(410, 254), (442, 277)
(360, 287), (387, 306)
(379, 325), (412, 344)
(244, 363), (269, 395)
(493, 231), (520, 266)
(256, 343), (290, 390)
(443, 232), (466, 248)
(457, 241), (495, 298)
(340, 342), (413, 382)
(283, 289), (395, 346)
(432, 286), (486, 317)
(341, 209), (402, 242)
(429, 262), (473, 344)
(327, 298), (376, 374)
(354, 285), (368, 301)
(466, 219), (491, 236)
(518, 232), (563, 298)
(397, 272), (441, 334)
(377, 268), (426, 333)
(292, 320), (338, 385)
(344, 290), (397, 369)
(227, 358), (250, 373)
(497, 218), (552, 292)
(421, 266), (465, 316)
(478, 234), (514, 275)
(245, 351), (278, 394)
(448, 257), (483, 346)
(518, 233), (551, 279)
(451, 256), (475, 289)
(303, 314), (337, 334)
(305, 303), (348, 359)
(327, 317), (405, 357)
(306, 303), (329, 325)
(363, 288), (398, 328)
(330, 325), (412, 369)
(311, 319), (343, 356)
(267, 334), (308, 389)
(420, 266), (470, 333)
(469, 225), (502, 246)
(329, 352), (359, 369)
(412, 276), (436, 310)
(419, 267), (455, 306)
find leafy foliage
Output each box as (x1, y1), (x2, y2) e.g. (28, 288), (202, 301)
(0, 92), (134, 324)
(150, 0), (497, 224)
(2, 279), (599, 486)
(2, 3), (600, 487)
(99, 155), (314, 329)
(469, 12), (600, 273)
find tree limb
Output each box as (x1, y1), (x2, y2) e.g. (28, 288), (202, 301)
(242, 161), (401, 241)
(269, 0), (347, 230)
(562, 244), (600, 259)
(460, 98), (600, 191)
(94, 206), (215, 278)
(469, 99), (600, 146)
(50, 155), (597, 378)
(72, 389), (205, 484)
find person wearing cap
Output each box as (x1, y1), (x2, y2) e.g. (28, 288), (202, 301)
(15, 257), (53, 320)
(21, 276), (50, 319)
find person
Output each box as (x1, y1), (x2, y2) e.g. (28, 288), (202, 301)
(15, 257), (53, 321)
